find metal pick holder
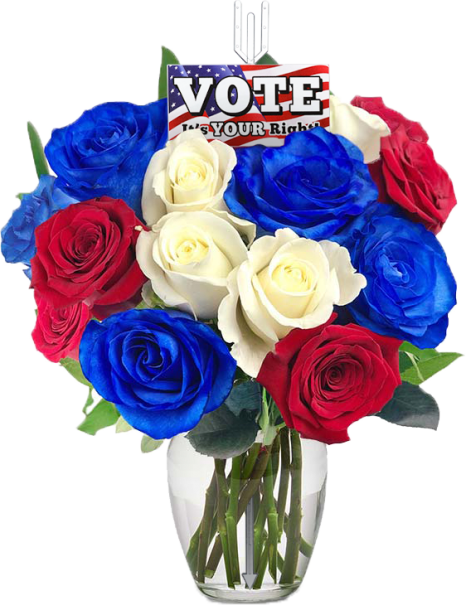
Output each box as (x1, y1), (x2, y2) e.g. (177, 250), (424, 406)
(234, 1), (270, 65)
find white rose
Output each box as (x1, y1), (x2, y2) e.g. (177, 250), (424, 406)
(136, 211), (251, 319)
(142, 130), (237, 226)
(327, 95), (390, 163)
(218, 228), (367, 377)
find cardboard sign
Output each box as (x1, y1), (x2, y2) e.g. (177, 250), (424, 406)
(167, 64), (329, 147)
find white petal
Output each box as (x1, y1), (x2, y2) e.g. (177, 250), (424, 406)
(252, 271), (337, 339)
(327, 95), (390, 164)
(248, 228), (298, 273)
(237, 262), (278, 344)
(210, 139), (237, 191)
(319, 240), (367, 306)
(137, 231), (195, 314)
(218, 270), (272, 378)
(162, 271), (228, 319)
(209, 208), (256, 245)
(157, 211), (248, 273)
(142, 149), (170, 226)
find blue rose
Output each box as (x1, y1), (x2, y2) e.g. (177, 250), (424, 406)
(80, 309), (237, 439)
(1, 175), (76, 278)
(45, 100), (168, 218)
(337, 204), (457, 348)
(224, 127), (379, 239)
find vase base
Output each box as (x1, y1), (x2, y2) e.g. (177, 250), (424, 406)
(196, 582), (301, 603)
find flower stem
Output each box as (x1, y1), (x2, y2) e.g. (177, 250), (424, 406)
(252, 455), (279, 588)
(242, 442), (261, 480)
(197, 471), (217, 583)
(206, 446), (271, 579)
(280, 431), (303, 585)
(271, 436), (280, 479)
(277, 428), (291, 540)
(186, 471), (218, 576)
(225, 456), (242, 584)
(215, 459), (235, 589)
(253, 494), (267, 572)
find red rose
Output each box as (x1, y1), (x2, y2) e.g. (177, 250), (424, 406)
(380, 127), (456, 233)
(32, 294), (91, 362)
(351, 96), (428, 142)
(31, 197), (147, 319)
(351, 97), (456, 233)
(257, 316), (402, 444)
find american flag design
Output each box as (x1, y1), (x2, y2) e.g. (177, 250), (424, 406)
(167, 64), (330, 148)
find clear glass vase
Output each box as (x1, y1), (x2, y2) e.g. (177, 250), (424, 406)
(167, 428), (327, 602)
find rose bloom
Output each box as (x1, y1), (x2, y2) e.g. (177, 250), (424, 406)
(136, 211), (252, 319)
(32, 294), (91, 362)
(351, 97), (456, 233)
(141, 130), (237, 226)
(327, 95), (390, 163)
(31, 197), (147, 319)
(378, 127), (456, 234)
(80, 309), (237, 440)
(218, 228), (366, 377)
(257, 316), (402, 444)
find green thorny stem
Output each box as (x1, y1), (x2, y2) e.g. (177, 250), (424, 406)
(186, 472), (217, 577)
(277, 428), (291, 540)
(187, 428), (308, 589)
(225, 456), (242, 584)
(253, 436), (280, 572)
(197, 471), (217, 583)
(280, 430), (303, 585)
(205, 445), (272, 578)
(215, 459), (235, 589)
(253, 453), (279, 589)
(242, 442), (261, 480)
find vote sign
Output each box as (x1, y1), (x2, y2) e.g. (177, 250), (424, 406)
(167, 64), (330, 147)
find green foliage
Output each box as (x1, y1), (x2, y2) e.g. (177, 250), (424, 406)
(187, 404), (259, 458)
(77, 399), (120, 436)
(256, 53), (278, 65)
(141, 435), (164, 453)
(400, 343), (461, 386)
(224, 381), (262, 417)
(376, 382), (440, 430)
(27, 122), (49, 178)
(60, 358), (92, 387)
(159, 46), (180, 100)
(259, 389), (284, 446)
(115, 416), (133, 433)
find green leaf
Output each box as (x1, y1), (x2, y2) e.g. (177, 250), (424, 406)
(116, 416), (133, 433)
(77, 399), (120, 436)
(376, 382), (440, 430)
(141, 435), (164, 453)
(224, 381), (262, 417)
(258, 389), (283, 446)
(158, 46), (180, 100)
(27, 122), (49, 178)
(16, 193), (25, 201)
(82, 387), (94, 416)
(60, 358), (92, 387)
(399, 343), (462, 386)
(256, 53), (278, 65)
(187, 404), (259, 458)
(399, 351), (414, 374)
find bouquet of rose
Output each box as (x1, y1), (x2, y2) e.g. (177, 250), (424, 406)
(2, 48), (461, 596)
